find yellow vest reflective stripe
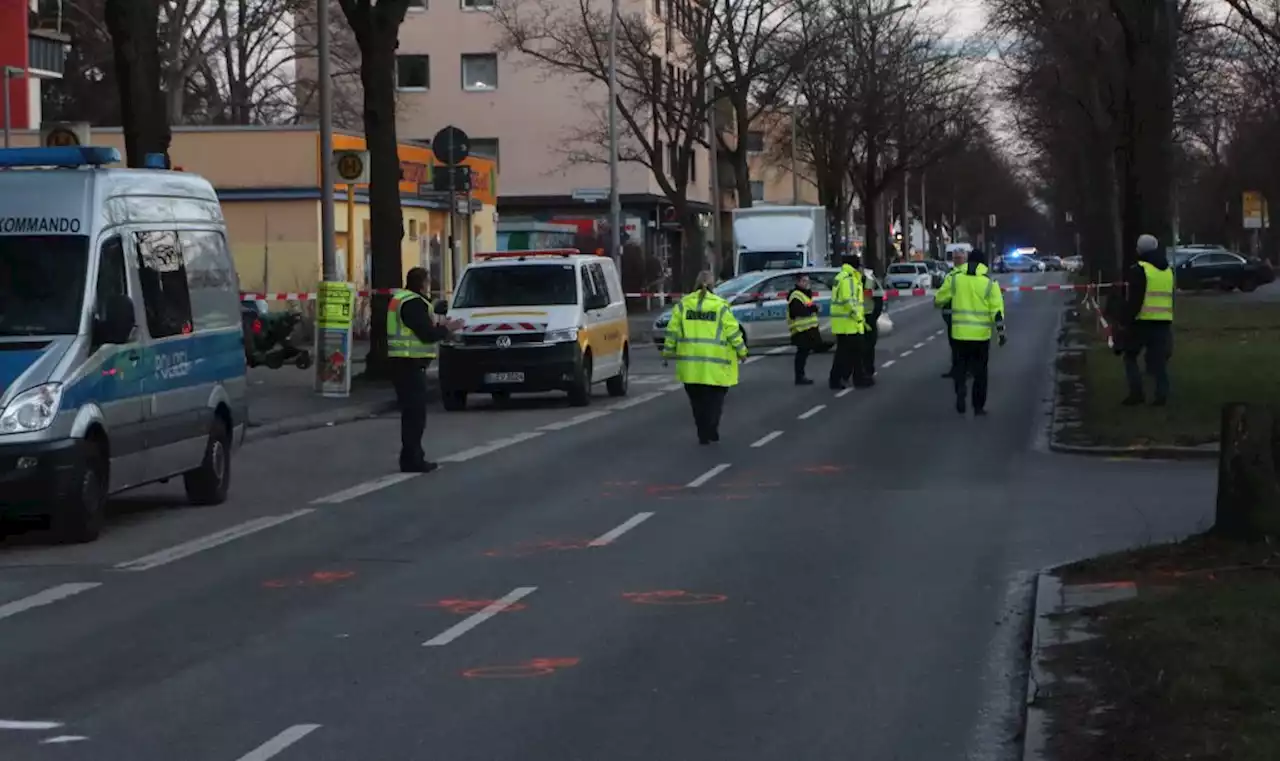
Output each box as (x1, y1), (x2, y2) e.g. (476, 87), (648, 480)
(787, 290), (819, 334)
(386, 290), (438, 359)
(830, 265), (865, 335)
(950, 275), (998, 341)
(1137, 261), (1174, 322)
(662, 291), (746, 387)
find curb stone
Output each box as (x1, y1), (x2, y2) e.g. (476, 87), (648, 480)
(1022, 571), (1140, 761)
(1047, 304), (1219, 460)
(244, 398), (398, 443)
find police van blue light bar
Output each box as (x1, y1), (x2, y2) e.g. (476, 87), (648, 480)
(0, 146), (122, 169)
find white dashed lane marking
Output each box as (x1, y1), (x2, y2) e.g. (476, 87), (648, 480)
(589, 512), (656, 547)
(422, 587), (538, 646)
(687, 463), (732, 488)
(797, 404), (826, 420)
(0, 584), (101, 623)
(751, 430), (784, 448)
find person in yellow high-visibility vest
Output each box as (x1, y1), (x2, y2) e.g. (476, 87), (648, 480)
(827, 254), (869, 390)
(937, 251), (1006, 415)
(388, 267), (463, 472)
(1121, 234), (1173, 406)
(662, 270), (749, 444)
(787, 272), (822, 385)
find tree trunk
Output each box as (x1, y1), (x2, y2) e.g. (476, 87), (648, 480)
(1213, 403), (1280, 540)
(346, 1), (411, 379)
(730, 101), (753, 208)
(104, 0), (170, 167)
(676, 205), (704, 292)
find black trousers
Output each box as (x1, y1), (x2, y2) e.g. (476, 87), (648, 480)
(953, 340), (990, 410)
(829, 333), (867, 386)
(1122, 321), (1172, 402)
(860, 326), (878, 378)
(390, 359), (430, 466)
(684, 383), (728, 441)
(943, 315), (958, 373)
(794, 345), (811, 380)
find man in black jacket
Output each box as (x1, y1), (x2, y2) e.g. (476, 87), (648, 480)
(1119, 234), (1174, 406)
(859, 267), (884, 385)
(787, 273), (822, 385)
(390, 267), (463, 473)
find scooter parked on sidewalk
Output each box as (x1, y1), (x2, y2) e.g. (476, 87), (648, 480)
(241, 302), (312, 370)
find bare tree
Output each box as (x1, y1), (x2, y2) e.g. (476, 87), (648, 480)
(335, 0), (414, 375)
(492, 0), (718, 287)
(104, 0), (172, 166)
(292, 0), (369, 129)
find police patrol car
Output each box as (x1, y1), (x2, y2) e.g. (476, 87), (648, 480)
(650, 267), (892, 348)
(0, 146), (246, 543)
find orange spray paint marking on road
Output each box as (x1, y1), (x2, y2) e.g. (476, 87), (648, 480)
(801, 465), (843, 475)
(482, 538), (593, 558)
(462, 657), (580, 679)
(421, 599), (529, 615)
(622, 590), (728, 605)
(261, 570), (357, 588)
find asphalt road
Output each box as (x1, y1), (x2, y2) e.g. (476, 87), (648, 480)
(0, 273), (1216, 761)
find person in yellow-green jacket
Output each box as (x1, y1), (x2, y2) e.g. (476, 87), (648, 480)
(827, 254), (869, 390)
(1120, 233), (1173, 406)
(935, 251), (1006, 415)
(935, 258), (988, 379)
(662, 270), (749, 444)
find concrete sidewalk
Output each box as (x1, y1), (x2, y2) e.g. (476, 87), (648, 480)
(244, 340), (436, 442)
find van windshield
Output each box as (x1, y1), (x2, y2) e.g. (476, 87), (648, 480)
(738, 251), (806, 273)
(453, 263), (578, 308)
(0, 235), (90, 336)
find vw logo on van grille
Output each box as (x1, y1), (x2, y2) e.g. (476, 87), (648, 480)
(495, 335), (512, 349)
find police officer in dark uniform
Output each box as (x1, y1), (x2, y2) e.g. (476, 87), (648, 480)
(787, 273), (822, 385)
(387, 267), (462, 473)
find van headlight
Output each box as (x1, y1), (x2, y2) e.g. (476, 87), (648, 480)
(0, 383), (64, 434)
(545, 327), (579, 343)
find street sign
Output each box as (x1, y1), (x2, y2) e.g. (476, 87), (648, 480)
(572, 188), (609, 202)
(1243, 190), (1268, 229)
(431, 125), (470, 165)
(455, 196), (471, 216)
(988, 214), (997, 228)
(41, 122), (89, 147)
(417, 185), (452, 201)
(431, 164), (472, 193)
(333, 150), (369, 184)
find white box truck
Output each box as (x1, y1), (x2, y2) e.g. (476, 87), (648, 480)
(731, 205), (829, 275)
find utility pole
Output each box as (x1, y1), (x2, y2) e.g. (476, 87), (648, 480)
(607, 0), (621, 263)
(318, 0), (337, 281)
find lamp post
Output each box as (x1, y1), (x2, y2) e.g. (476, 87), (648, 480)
(607, 0), (621, 263)
(2, 66), (24, 149)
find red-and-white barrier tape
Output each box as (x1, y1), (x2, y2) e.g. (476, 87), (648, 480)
(240, 282), (1121, 302)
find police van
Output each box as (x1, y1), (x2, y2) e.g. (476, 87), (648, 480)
(0, 147), (246, 543)
(436, 250), (630, 410)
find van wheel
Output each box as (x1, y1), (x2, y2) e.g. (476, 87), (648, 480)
(568, 353), (592, 407)
(53, 440), (108, 544)
(442, 390), (467, 411)
(606, 350), (629, 397)
(184, 417), (231, 506)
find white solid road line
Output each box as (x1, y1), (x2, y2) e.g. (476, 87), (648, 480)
(662, 382), (683, 392)
(687, 463), (732, 488)
(0, 720), (63, 730)
(589, 512), (655, 547)
(913, 341), (926, 349)
(539, 410), (611, 431)
(881, 359), (897, 368)
(311, 472), (419, 505)
(422, 586), (538, 646)
(835, 388), (853, 398)
(767, 346), (790, 355)
(440, 431), (544, 463)
(751, 430), (784, 448)
(234, 724), (322, 761)
(0, 584), (100, 623)
(797, 404), (826, 420)
(608, 390), (665, 410)
(41, 736), (88, 744)
(743, 356), (763, 365)
(113, 510), (314, 572)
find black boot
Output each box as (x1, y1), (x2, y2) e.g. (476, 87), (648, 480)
(796, 377), (815, 386)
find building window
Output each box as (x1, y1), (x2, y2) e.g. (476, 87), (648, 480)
(745, 130), (765, 153)
(395, 55), (430, 90)
(408, 0), (427, 9)
(750, 180), (765, 202)
(461, 54), (498, 91)
(689, 149), (697, 182)
(470, 138), (499, 169)
(667, 143), (678, 179)
(462, 0), (494, 9)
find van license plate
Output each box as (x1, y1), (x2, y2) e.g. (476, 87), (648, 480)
(485, 372), (525, 383)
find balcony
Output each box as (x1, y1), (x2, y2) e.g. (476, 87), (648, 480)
(28, 28), (70, 78)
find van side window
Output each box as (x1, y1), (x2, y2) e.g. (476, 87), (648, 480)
(134, 230), (194, 338)
(580, 266), (596, 302)
(94, 236), (128, 319)
(588, 263), (610, 303)
(179, 230), (238, 330)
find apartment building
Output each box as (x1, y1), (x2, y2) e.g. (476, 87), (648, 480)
(0, 0), (70, 133)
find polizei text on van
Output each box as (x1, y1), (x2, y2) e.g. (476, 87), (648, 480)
(0, 216), (83, 234)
